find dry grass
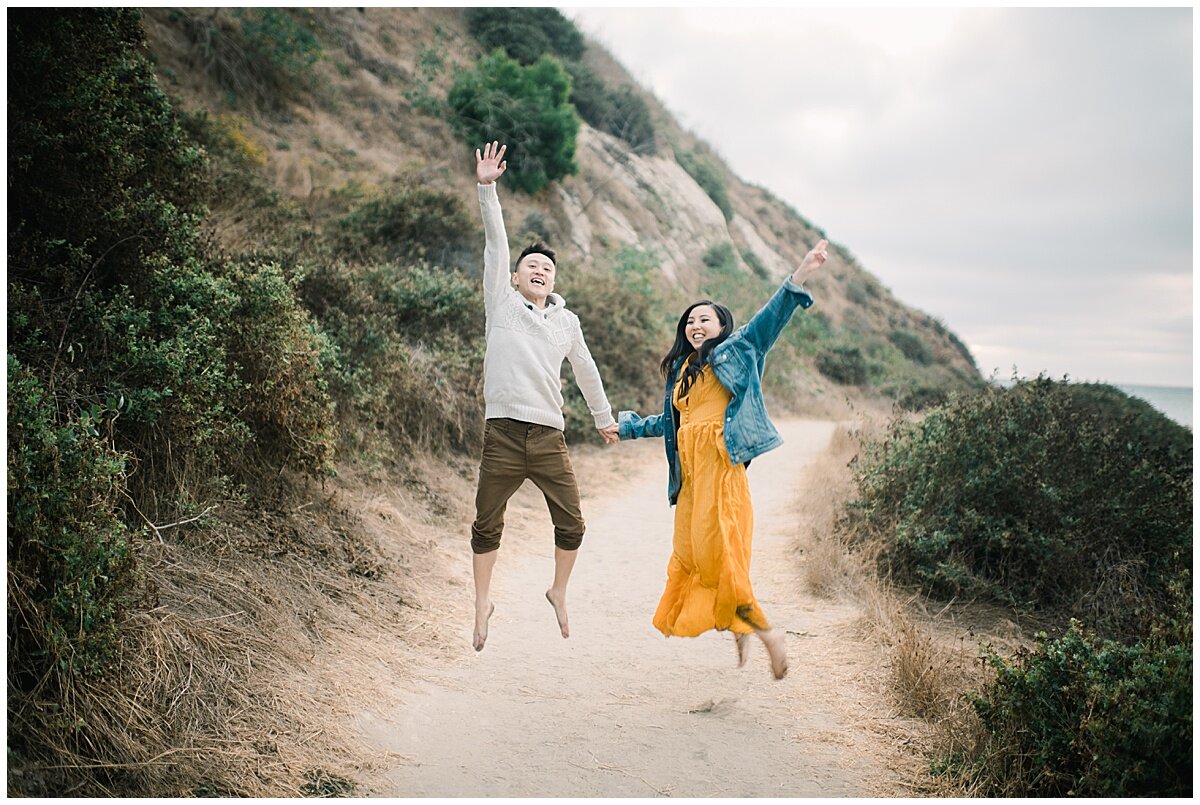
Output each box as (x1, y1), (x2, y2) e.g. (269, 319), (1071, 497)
(792, 415), (1036, 796)
(792, 422), (868, 598)
(8, 454), (476, 797)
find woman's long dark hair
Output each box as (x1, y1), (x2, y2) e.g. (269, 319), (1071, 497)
(659, 300), (735, 398)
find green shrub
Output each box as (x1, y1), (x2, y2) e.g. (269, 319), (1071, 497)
(9, 7), (338, 500)
(958, 622), (1192, 796)
(740, 247), (768, 279)
(816, 345), (869, 386)
(215, 260), (337, 478)
(563, 61), (613, 128)
(702, 242), (737, 274)
(929, 315), (978, 371)
(848, 377), (1192, 639)
(558, 247), (670, 443)
(565, 62), (657, 155)
(605, 86), (657, 154)
(9, 9), (207, 303)
(174, 8), (322, 110)
(889, 328), (932, 365)
(402, 36), (447, 116)
(233, 8), (322, 75)
(896, 384), (950, 412)
(7, 356), (140, 679)
(845, 274), (882, 306)
(465, 7), (585, 65)
(676, 149), (733, 221)
(331, 182), (479, 270)
(300, 262), (486, 456)
(447, 50), (580, 194)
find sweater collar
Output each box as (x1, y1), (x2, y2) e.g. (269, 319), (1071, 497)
(522, 292), (565, 316)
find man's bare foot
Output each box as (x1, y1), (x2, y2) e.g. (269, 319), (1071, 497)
(545, 589), (569, 638)
(735, 633), (751, 667)
(473, 602), (495, 652)
(760, 629), (788, 679)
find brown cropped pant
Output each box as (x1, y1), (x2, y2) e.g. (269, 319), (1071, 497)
(470, 418), (585, 554)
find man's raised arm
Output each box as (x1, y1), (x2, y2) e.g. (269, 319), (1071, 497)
(476, 141), (510, 305)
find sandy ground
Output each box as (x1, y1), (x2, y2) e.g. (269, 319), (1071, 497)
(354, 419), (924, 797)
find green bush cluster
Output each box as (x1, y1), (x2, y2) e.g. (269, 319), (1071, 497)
(461, 9), (657, 174)
(233, 8), (322, 75)
(214, 259), (337, 477)
(564, 62), (657, 154)
(8, 6), (338, 706)
(848, 376), (1192, 639)
(740, 247), (768, 279)
(299, 261), (486, 456)
(676, 149), (734, 221)
(816, 345), (869, 386)
(558, 246), (671, 443)
(8, 356), (141, 679)
(331, 182), (479, 270)
(447, 50), (580, 194)
(403, 34), (447, 117)
(960, 621), (1191, 796)
(851, 376), (1192, 795)
(888, 328), (932, 365)
(174, 8), (323, 111)
(465, 7), (585, 65)
(895, 384), (950, 412)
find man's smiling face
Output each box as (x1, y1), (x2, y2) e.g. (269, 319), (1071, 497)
(512, 252), (556, 307)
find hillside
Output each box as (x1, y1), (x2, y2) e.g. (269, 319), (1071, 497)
(8, 8), (981, 796)
(141, 6), (980, 420)
(10, 10), (1188, 797)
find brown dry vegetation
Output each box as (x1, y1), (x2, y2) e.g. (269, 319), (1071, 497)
(788, 417), (1039, 796)
(12, 452), (481, 796)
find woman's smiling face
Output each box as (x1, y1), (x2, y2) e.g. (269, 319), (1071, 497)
(686, 304), (722, 348)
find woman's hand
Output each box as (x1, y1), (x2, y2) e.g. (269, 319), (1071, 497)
(476, 141), (507, 185)
(791, 238), (829, 288)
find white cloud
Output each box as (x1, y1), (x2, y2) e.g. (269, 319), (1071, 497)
(567, 7), (1192, 387)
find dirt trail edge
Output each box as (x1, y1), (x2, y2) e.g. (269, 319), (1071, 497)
(356, 419), (920, 797)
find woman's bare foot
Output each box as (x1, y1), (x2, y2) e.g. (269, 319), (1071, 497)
(473, 602), (495, 652)
(758, 629), (788, 679)
(729, 638), (748, 667)
(735, 633), (751, 667)
(545, 589), (569, 638)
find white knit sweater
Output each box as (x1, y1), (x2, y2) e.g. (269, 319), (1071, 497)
(477, 183), (615, 431)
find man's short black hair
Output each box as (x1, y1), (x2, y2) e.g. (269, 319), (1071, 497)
(516, 241), (556, 269)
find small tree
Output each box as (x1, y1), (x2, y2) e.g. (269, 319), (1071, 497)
(448, 50), (580, 194)
(465, 7), (585, 65)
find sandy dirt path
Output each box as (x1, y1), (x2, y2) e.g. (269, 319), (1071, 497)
(356, 419), (919, 796)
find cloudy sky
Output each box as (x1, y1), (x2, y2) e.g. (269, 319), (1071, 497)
(565, 6), (1193, 388)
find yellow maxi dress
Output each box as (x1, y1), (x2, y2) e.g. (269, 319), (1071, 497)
(652, 364), (770, 637)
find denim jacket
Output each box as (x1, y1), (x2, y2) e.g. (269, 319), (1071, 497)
(618, 277), (814, 505)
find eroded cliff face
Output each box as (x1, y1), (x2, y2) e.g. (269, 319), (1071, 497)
(557, 127), (733, 286)
(142, 7), (980, 407)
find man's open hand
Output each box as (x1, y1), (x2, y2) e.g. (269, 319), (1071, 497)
(476, 141), (507, 185)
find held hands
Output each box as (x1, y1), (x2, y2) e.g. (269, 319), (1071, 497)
(476, 141), (507, 185)
(791, 238), (830, 288)
(598, 424), (619, 445)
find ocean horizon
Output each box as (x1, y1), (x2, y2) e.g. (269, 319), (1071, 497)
(991, 378), (1192, 428)
(1114, 383), (1192, 428)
